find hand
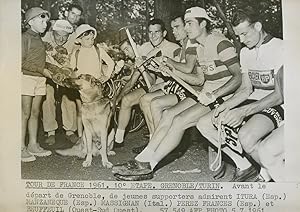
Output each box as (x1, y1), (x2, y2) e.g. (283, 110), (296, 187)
(134, 57), (144, 68)
(197, 92), (216, 106)
(114, 60), (125, 75)
(55, 46), (68, 55)
(221, 108), (246, 128)
(43, 69), (52, 79)
(211, 107), (229, 128)
(149, 82), (165, 92)
(158, 65), (171, 77)
(161, 56), (168, 65)
(44, 42), (53, 52)
(213, 103), (227, 119)
(211, 104), (227, 126)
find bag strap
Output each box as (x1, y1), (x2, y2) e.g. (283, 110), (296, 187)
(74, 48), (80, 72)
(94, 45), (102, 71)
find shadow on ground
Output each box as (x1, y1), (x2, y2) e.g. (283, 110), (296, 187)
(22, 126), (235, 182)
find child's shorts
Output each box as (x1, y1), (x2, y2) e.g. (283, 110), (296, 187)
(22, 74), (46, 96)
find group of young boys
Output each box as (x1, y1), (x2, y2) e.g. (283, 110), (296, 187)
(22, 3), (284, 183)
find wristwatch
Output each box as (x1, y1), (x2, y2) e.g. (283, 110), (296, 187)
(162, 56), (168, 63)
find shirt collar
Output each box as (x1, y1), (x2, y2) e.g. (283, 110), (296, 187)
(151, 39), (167, 49)
(262, 34), (274, 45)
(26, 28), (40, 37)
(181, 37), (189, 47)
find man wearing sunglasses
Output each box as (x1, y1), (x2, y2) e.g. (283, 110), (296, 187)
(41, 20), (74, 146)
(197, 6), (284, 182)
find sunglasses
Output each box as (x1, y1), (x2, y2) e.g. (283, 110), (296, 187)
(79, 30), (95, 38)
(39, 13), (49, 19)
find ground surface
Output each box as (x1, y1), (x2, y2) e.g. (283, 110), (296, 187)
(22, 125), (236, 182)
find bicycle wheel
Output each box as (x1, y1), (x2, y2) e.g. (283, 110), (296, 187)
(128, 106), (145, 133)
(112, 105), (145, 133)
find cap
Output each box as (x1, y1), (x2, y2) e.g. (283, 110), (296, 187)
(75, 24), (97, 39)
(184, 7), (212, 22)
(25, 7), (50, 23)
(53, 20), (73, 33)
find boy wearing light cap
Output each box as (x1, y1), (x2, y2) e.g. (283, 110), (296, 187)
(112, 6), (245, 181)
(41, 20), (75, 145)
(22, 7), (52, 162)
(69, 24), (115, 141)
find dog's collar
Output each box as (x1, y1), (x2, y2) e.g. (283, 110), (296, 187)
(82, 97), (103, 105)
(82, 97), (111, 106)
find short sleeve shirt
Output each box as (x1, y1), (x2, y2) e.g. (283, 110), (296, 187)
(240, 35), (283, 100)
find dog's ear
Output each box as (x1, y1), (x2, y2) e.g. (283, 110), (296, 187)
(91, 77), (103, 88)
(62, 78), (72, 88)
(62, 77), (81, 90)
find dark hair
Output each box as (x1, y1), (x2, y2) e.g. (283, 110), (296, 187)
(148, 18), (166, 32)
(170, 14), (184, 23)
(195, 17), (211, 31)
(68, 4), (83, 13)
(231, 6), (260, 27)
(119, 38), (130, 47)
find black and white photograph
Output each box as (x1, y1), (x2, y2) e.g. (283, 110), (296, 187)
(1, 0), (300, 211)
(19, 0), (285, 182)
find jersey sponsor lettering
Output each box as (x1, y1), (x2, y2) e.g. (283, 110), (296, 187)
(261, 107), (283, 127)
(221, 124), (243, 154)
(163, 80), (187, 100)
(199, 61), (216, 74)
(248, 69), (275, 90)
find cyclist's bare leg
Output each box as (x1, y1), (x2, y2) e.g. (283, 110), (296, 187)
(140, 98), (196, 153)
(115, 88), (146, 143)
(257, 125), (284, 182)
(139, 90), (164, 135)
(150, 94), (178, 129)
(149, 103), (210, 168)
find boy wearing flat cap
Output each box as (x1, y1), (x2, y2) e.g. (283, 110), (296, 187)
(41, 20), (76, 146)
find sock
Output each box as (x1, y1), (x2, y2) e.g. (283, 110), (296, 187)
(149, 153), (162, 170)
(48, 131), (55, 136)
(260, 167), (272, 181)
(135, 147), (154, 162)
(66, 131), (74, 136)
(223, 147), (251, 170)
(115, 129), (125, 143)
(149, 159), (158, 170)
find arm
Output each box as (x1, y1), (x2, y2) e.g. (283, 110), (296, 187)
(22, 35), (45, 76)
(116, 70), (141, 103)
(213, 73), (253, 120)
(212, 40), (242, 98)
(135, 57), (156, 86)
(212, 62), (242, 99)
(241, 66), (283, 116)
(220, 66), (283, 128)
(219, 73), (253, 110)
(100, 47), (115, 79)
(172, 66), (204, 86)
(166, 54), (197, 74)
(149, 82), (166, 92)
